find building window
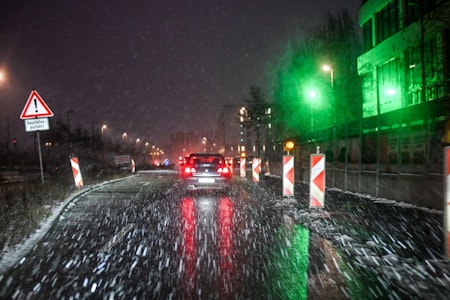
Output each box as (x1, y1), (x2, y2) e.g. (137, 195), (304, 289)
(405, 0), (437, 26)
(425, 37), (438, 83)
(362, 72), (376, 118)
(406, 36), (440, 105)
(363, 20), (373, 51)
(378, 58), (401, 113)
(375, 0), (400, 44)
(405, 46), (422, 105)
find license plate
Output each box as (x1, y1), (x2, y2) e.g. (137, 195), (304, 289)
(198, 178), (215, 183)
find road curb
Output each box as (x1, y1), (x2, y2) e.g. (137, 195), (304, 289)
(0, 175), (136, 275)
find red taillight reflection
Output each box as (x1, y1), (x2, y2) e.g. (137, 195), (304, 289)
(180, 197), (196, 295)
(218, 197), (234, 295)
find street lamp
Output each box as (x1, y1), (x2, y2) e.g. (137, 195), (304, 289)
(101, 124), (107, 137)
(0, 70), (6, 84)
(322, 65), (334, 88)
(322, 64), (337, 186)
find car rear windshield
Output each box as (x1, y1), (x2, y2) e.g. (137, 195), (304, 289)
(189, 154), (225, 165)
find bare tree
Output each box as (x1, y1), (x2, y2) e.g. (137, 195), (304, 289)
(242, 85), (269, 158)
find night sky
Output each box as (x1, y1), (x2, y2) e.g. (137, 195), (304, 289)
(0, 0), (360, 148)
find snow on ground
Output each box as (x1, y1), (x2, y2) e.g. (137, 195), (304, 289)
(0, 188), (89, 274)
(0, 177), (133, 275)
(276, 185), (450, 299)
(1, 175), (449, 299)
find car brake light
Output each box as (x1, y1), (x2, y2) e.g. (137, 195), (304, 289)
(218, 166), (230, 175)
(184, 167), (196, 174)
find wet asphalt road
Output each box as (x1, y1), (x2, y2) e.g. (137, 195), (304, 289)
(0, 172), (296, 299)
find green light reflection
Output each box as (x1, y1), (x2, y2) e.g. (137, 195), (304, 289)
(268, 225), (309, 300)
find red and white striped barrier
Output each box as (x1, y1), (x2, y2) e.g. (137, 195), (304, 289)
(131, 159), (136, 173)
(252, 158), (261, 183)
(240, 158), (246, 178)
(283, 155), (294, 197)
(309, 153), (325, 208)
(445, 146), (450, 259)
(228, 157), (234, 174)
(70, 157), (84, 188)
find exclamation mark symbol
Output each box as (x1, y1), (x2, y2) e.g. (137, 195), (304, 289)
(34, 98), (38, 113)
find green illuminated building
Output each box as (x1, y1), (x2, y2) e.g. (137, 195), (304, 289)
(348, 0), (449, 207)
(275, 0), (450, 208)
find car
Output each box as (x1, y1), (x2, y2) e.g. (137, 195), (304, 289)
(181, 153), (231, 190)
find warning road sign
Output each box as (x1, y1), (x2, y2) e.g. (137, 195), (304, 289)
(20, 90), (54, 119)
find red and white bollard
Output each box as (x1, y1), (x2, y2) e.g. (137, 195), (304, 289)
(309, 150), (325, 208)
(283, 155), (294, 197)
(240, 158), (246, 178)
(445, 146), (450, 259)
(70, 156), (84, 188)
(227, 157), (234, 174)
(252, 158), (261, 183)
(131, 159), (136, 173)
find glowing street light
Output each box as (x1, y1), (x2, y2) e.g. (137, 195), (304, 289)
(308, 89), (318, 99)
(322, 64), (334, 88)
(101, 124), (107, 136)
(0, 70), (5, 84)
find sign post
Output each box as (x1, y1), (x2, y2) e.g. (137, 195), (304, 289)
(20, 90), (54, 183)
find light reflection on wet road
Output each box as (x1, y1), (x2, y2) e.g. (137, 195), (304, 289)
(0, 174), (308, 299)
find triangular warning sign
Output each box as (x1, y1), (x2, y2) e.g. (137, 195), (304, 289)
(20, 90), (54, 119)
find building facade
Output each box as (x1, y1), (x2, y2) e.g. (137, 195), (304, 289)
(289, 0), (450, 209)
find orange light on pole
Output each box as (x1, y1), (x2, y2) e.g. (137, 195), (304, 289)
(284, 140), (295, 154)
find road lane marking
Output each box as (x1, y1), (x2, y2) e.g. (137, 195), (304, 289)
(99, 223), (135, 252)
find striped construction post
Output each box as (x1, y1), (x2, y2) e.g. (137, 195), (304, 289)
(70, 156), (84, 188)
(131, 159), (136, 173)
(283, 155), (294, 197)
(445, 146), (450, 259)
(240, 158), (246, 178)
(309, 153), (325, 208)
(228, 157), (233, 174)
(252, 158), (261, 183)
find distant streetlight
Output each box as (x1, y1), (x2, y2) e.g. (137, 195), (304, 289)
(322, 64), (337, 186)
(322, 65), (334, 88)
(0, 70), (6, 84)
(101, 124), (107, 136)
(308, 90), (317, 99)
(122, 132), (127, 141)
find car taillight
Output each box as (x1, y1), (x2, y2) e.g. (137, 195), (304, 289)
(184, 167), (196, 174)
(218, 166), (230, 176)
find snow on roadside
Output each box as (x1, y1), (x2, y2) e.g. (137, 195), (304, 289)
(0, 177), (133, 275)
(274, 188), (450, 299)
(0, 188), (90, 275)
